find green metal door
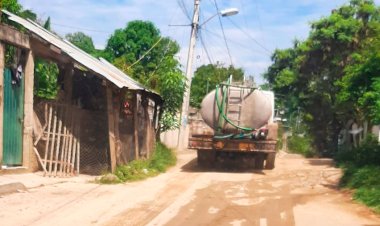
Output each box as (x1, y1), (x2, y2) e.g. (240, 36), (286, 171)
(3, 68), (24, 166)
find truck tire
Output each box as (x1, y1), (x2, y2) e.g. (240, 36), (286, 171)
(254, 153), (265, 169)
(265, 152), (276, 169)
(197, 150), (215, 167)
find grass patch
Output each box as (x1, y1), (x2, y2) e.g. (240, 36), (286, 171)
(340, 164), (380, 213)
(287, 135), (315, 157)
(337, 137), (380, 213)
(98, 142), (176, 183)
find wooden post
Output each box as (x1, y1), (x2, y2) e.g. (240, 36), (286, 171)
(113, 92), (120, 165)
(43, 106), (52, 176)
(0, 42), (4, 167)
(22, 49), (35, 169)
(53, 106), (63, 176)
(153, 103), (158, 131)
(63, 64), (73, 103)
(76, 126), (80, 175)
(134, 92), (140, 160)
(106, 84), (117, 172)
(49, 108), (58, 175)
(144, 96), (151, 158)
(65, 109), (74, 176)
(59, 105), (68, 176)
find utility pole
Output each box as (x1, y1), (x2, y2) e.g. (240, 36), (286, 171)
(177, 0), (201, 151)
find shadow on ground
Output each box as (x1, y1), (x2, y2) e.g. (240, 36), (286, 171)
(181, 157), (266, 175)
(306, 158), (335, 166)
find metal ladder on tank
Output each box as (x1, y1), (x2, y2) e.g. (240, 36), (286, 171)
(225, 85), (243, 128)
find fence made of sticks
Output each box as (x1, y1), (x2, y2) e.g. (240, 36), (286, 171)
(34, 101), (80, 177)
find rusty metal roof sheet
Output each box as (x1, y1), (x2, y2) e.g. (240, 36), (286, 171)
(3, 10), (160, 98)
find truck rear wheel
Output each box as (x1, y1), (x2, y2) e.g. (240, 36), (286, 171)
(197, 150), (216, 167)
(265, 152), (276, 169)
(254, 153), (265, 169)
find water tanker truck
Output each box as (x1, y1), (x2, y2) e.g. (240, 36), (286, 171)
(188, 77), (278, 169)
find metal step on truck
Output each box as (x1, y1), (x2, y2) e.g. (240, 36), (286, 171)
(188, 77), (278, 169)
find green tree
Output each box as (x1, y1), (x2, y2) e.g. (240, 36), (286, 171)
(338, 12), (380, 124)
(105, 20), (185, 132)
(190, 64), (244, 108)
(19, 9), (37, 21)
(33, 16), (60, 99)
(1, 0), (22, 14)
(43, 16), (51, 30)
(66, 32), (96, 54)
(34, 58), (59, 99)
(265, 0), (380, 154)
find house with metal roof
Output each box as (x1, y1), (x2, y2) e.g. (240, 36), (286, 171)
(0, 10), (162, 176)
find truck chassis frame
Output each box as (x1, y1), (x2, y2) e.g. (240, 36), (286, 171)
(189, 135), (277, 170)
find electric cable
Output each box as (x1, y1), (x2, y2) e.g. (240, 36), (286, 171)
(201, 28), (270, 56)
(199, 29), (213, 64)
(226, 17), (271, 54)
(126, 37), (163, 70)
(212, 0), (234, 66)
(51, 23), (111, 33)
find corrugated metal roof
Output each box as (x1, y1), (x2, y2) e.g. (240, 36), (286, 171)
(2, 10), (160, 98)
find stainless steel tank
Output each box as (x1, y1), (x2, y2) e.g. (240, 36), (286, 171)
(200, 87), (273, 133)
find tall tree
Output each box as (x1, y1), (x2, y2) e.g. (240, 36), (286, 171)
(19, 9), (37, 21)
(1, 0), (22, 14)
(190, 64), (244, 108)
(43, 16), (51, 30)
(66, 32), (96, 54)
(265, 0), (380, 154)
(105, 20), (185, 132)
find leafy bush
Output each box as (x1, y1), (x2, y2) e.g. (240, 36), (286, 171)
(337, 137), (380, 213)
(340, 164), (380, 213)
(276, 124), (284, 151)
(99, 142), (176, 183)
(287, 135), (315, 157)
(149, 142), (177, 172)
(34, 59), (59, 99)
(336, 136), (380, 166)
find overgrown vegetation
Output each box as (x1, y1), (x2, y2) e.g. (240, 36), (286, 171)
(189, 64), (245, 108)
(276, 123), (284, 151)
(263, 0), (380, 212)
(288, 135), (315, 157)
(336, 136), (380, 166)
(339, 164), (380, 213)
(104, 21), (185, 132)
(34, 59), (59, 99)
(98, 142), (176, 184)
(265, 0), (380, 156)
(336, 137), (380, 213)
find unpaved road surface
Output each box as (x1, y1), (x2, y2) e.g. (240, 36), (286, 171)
(1, 150), (380, 226)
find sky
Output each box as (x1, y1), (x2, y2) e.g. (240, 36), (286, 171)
(18, 0), (380, 84)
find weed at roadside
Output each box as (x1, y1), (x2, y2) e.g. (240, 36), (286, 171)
(97, 142), (176, 183)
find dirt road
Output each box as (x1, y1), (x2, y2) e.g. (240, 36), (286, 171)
(1, 150), (379, 226)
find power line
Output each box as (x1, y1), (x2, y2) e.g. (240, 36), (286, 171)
(201, 28), (271, 56)
(212, 0), (234, 66)
(177, 0), (191, 22)
(127, 37), (164, 70)
(252, 0), (263, 31)
(51, 23), (111, 33)
(199, 29), (213, 64)
(226, 17), (271, 54)
(149, 4), (184, 78)
(198, 10), (213, 64)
